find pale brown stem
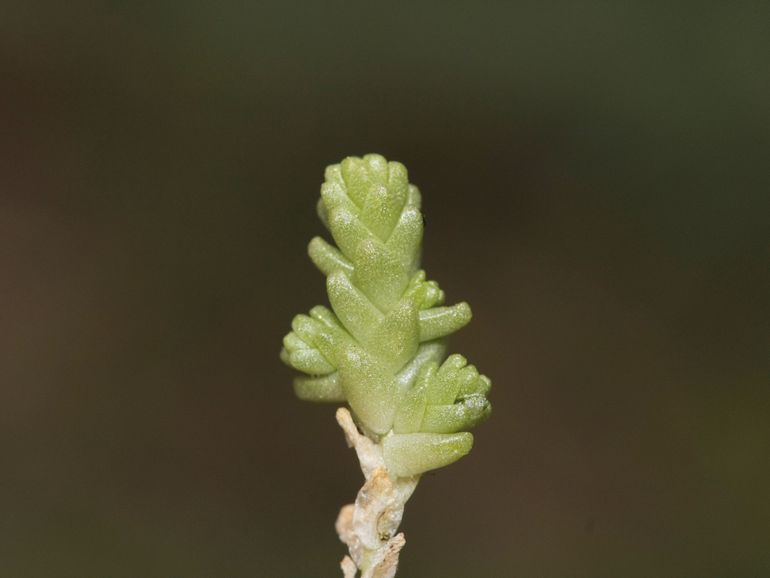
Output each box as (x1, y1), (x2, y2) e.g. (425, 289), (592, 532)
(334, 408), (419, 578)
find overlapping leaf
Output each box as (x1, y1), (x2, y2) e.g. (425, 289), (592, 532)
(281, 154), (491, 476)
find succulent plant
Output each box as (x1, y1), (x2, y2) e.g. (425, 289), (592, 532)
(281, 154), (491, 478)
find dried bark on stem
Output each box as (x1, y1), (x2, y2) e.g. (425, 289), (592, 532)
(334, 408), (419, 578)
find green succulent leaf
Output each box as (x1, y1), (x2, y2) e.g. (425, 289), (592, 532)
(281, 154), (491, 476)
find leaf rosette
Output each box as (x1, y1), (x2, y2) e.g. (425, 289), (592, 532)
(281, 154), (491, 477)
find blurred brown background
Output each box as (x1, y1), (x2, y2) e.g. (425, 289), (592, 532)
(1, 2), (768, 577)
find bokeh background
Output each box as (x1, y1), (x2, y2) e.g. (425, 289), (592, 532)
(1, 2), (768, 577)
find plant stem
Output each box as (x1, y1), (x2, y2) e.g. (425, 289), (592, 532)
(334, 408), (419, 578)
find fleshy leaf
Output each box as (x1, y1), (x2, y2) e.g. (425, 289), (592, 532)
(281, 154), (491, 476)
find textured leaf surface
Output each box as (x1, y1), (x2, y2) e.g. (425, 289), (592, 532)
(281, 154), (491, 476)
